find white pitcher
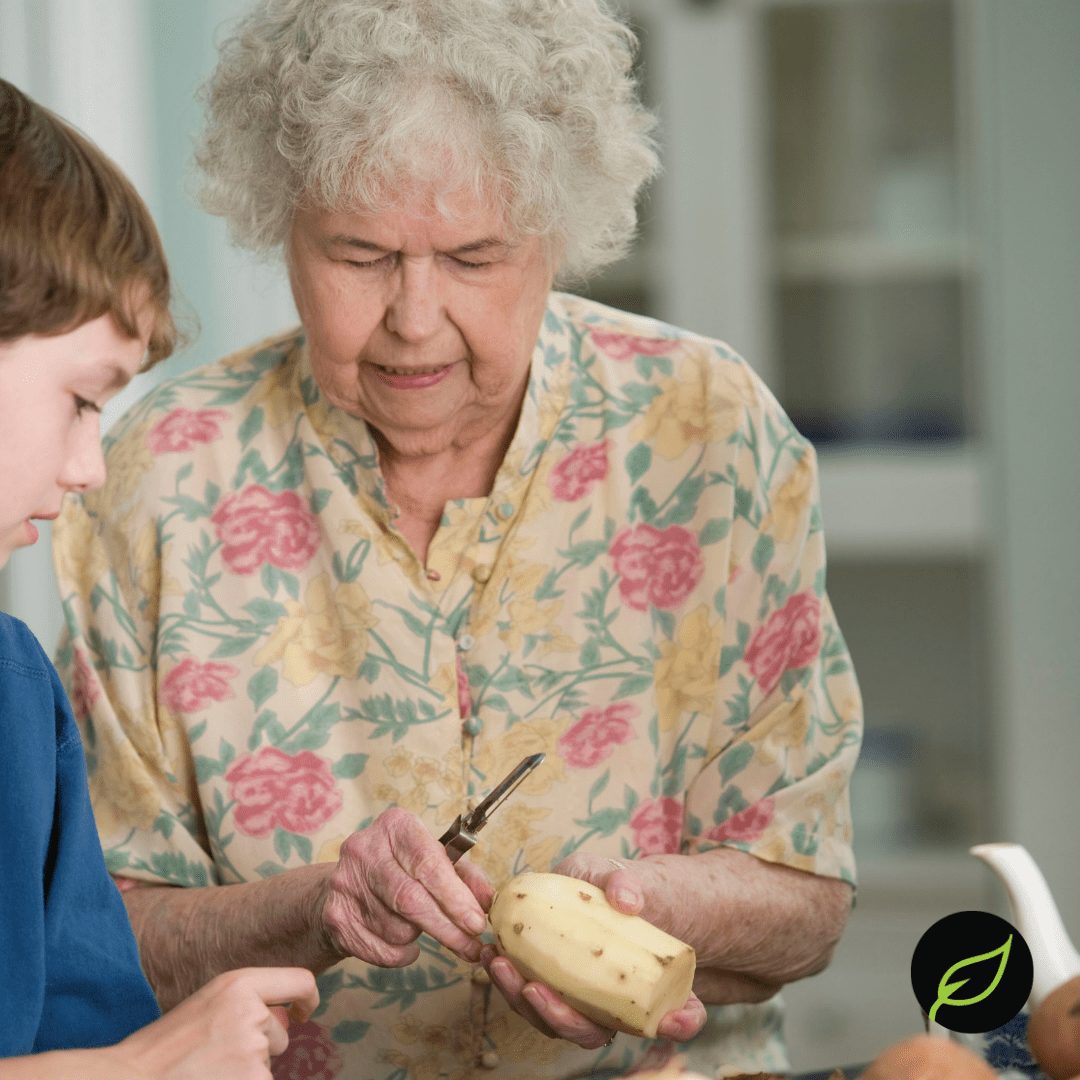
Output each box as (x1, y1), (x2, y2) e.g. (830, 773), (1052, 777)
(970, 842), (1080, 1008)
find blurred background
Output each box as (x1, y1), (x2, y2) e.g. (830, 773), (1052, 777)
(1, 0), (1078, 1069)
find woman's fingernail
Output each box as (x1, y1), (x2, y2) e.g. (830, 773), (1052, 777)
(466, 911), (487, 934)
(614, 887), (638, 908)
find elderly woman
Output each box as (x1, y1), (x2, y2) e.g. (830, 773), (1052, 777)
(53, 1), (862, 1077)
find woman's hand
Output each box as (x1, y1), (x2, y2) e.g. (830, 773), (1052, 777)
(114, 967), (319, 1079)
(481, 855), (706, 1049)
(319, 807), (491, 967)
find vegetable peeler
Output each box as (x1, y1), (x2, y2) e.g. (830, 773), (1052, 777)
(439, 752), (545, 863)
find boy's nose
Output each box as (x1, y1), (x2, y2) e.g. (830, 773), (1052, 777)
(59, 421), (107, 493)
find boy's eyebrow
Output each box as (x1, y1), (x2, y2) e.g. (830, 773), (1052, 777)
(102, 362), (135, 389)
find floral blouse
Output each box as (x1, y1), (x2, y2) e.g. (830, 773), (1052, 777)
(54, 292), (862, 1080)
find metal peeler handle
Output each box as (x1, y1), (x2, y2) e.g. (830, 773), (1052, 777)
(439, 752), (545, 863)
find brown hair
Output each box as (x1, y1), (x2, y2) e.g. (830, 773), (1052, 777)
(0, 78), (175, 364)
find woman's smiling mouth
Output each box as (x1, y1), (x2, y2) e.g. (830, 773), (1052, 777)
(369, 362), (456, 389)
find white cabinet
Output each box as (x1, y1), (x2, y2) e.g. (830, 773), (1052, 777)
(600, 0), (1080, 1070)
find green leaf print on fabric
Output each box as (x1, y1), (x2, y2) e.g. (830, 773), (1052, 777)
(349, 963), (462, 1010)
(332, 754), (369, 778)
(719, 742), (755, 785)
(274, 828), (313, 864)
(212, 634), (262, 659)
(699, 517), (731, 546)
(752, 535), (775, 577)
(330, 1020), (370, 1043)
(247, 667), (279, 709)
(194, 737), (237, 782)
(149, 851), (211, 887)
(238, 406), (264, 447)
(625, 443), (652, 484)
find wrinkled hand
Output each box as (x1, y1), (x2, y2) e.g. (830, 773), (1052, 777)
(115, 967), (319, 1079)
(482, 853), (706, 1049)
(320, 807), (492, 967)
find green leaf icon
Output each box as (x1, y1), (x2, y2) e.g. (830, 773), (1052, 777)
(929, 934), (1013, 1023)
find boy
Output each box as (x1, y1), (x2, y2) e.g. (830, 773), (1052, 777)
(0, 77), (317, 1077)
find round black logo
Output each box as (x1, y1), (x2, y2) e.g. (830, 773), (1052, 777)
(910, 910), (1033, 1033)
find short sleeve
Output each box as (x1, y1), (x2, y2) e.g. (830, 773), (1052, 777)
(683, 370), (861, 886)
(53, 476), (217, 889)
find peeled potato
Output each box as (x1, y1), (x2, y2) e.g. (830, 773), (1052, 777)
(1027, 975), (1080, 1080)
(488, 871), (696, 1038)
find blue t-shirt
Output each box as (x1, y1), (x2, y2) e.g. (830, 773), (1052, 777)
(0, 612), (160, 1054)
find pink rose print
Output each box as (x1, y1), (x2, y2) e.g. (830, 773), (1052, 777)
(744, 591), (822, 695)
(211, 485), (320, 575)
(70, 648), (101, 720)
(591, 331), (673, 362)
(160, 657), (238, 715)
(456, 654), (472, 719)
(706, 798), (775, 844)
(550, 440), (610, 502)
(630, 796), (683, 855)
(559, 702), (638, 768)
(271, 1021), (342, 1080)
(146, 408), (229, 454)
(610, 524), (704, 611)
(225, 747), (343, 838)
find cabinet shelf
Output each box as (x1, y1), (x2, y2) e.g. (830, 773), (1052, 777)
(818, 444), (984, 560)
(774, 233), (975, 282)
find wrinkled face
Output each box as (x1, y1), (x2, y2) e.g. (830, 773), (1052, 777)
(0, 315), (145, 569)
(286, 187), (555, 461)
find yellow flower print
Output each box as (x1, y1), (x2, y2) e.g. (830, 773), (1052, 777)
(471, 719), (566, 797)
(316, 834), (346, 863)
(655, 605), (723, 730)
(383, 748), (413, 777)
(470, 802), (551, 882)
(429, 662), (458, 710)
(387, 1012), (477, 1080)
(484, 1011), (564, 1068)
(413, 758), (443, 784)
(499, 597), (563, 652)
(53, 500), (111, 589)
(634, 353), (746, 460)
(245, 357), (297, 430)
(761, 448), (815, 543)
(372, 781), (399, 804)
(470, 555), (549, 638)
(398, 783), (433, 815)
(88, 702), (169, 836)
(254, 574), (377, 686)
(103, 418), (155, 504)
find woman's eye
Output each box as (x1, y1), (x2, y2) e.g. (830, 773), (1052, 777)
(347, 254), (393, 270)
(74, 395), (101, 417)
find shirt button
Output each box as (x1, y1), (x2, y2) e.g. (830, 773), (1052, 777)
(463, 715), (482, 737)
(496, 502), (514, 521)
(471, 966), (491, 985)
(472, 564), (492, 584)
(456, 634), (475, 652)
(426, 568), (441, 582)
(480, 1051), (500, 1070)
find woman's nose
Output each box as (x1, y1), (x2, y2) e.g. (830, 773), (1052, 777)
(384, 258), (445, 343)
(58, 420), (107, 493)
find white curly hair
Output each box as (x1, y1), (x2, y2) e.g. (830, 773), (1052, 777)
(196, 0), (660, 282)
